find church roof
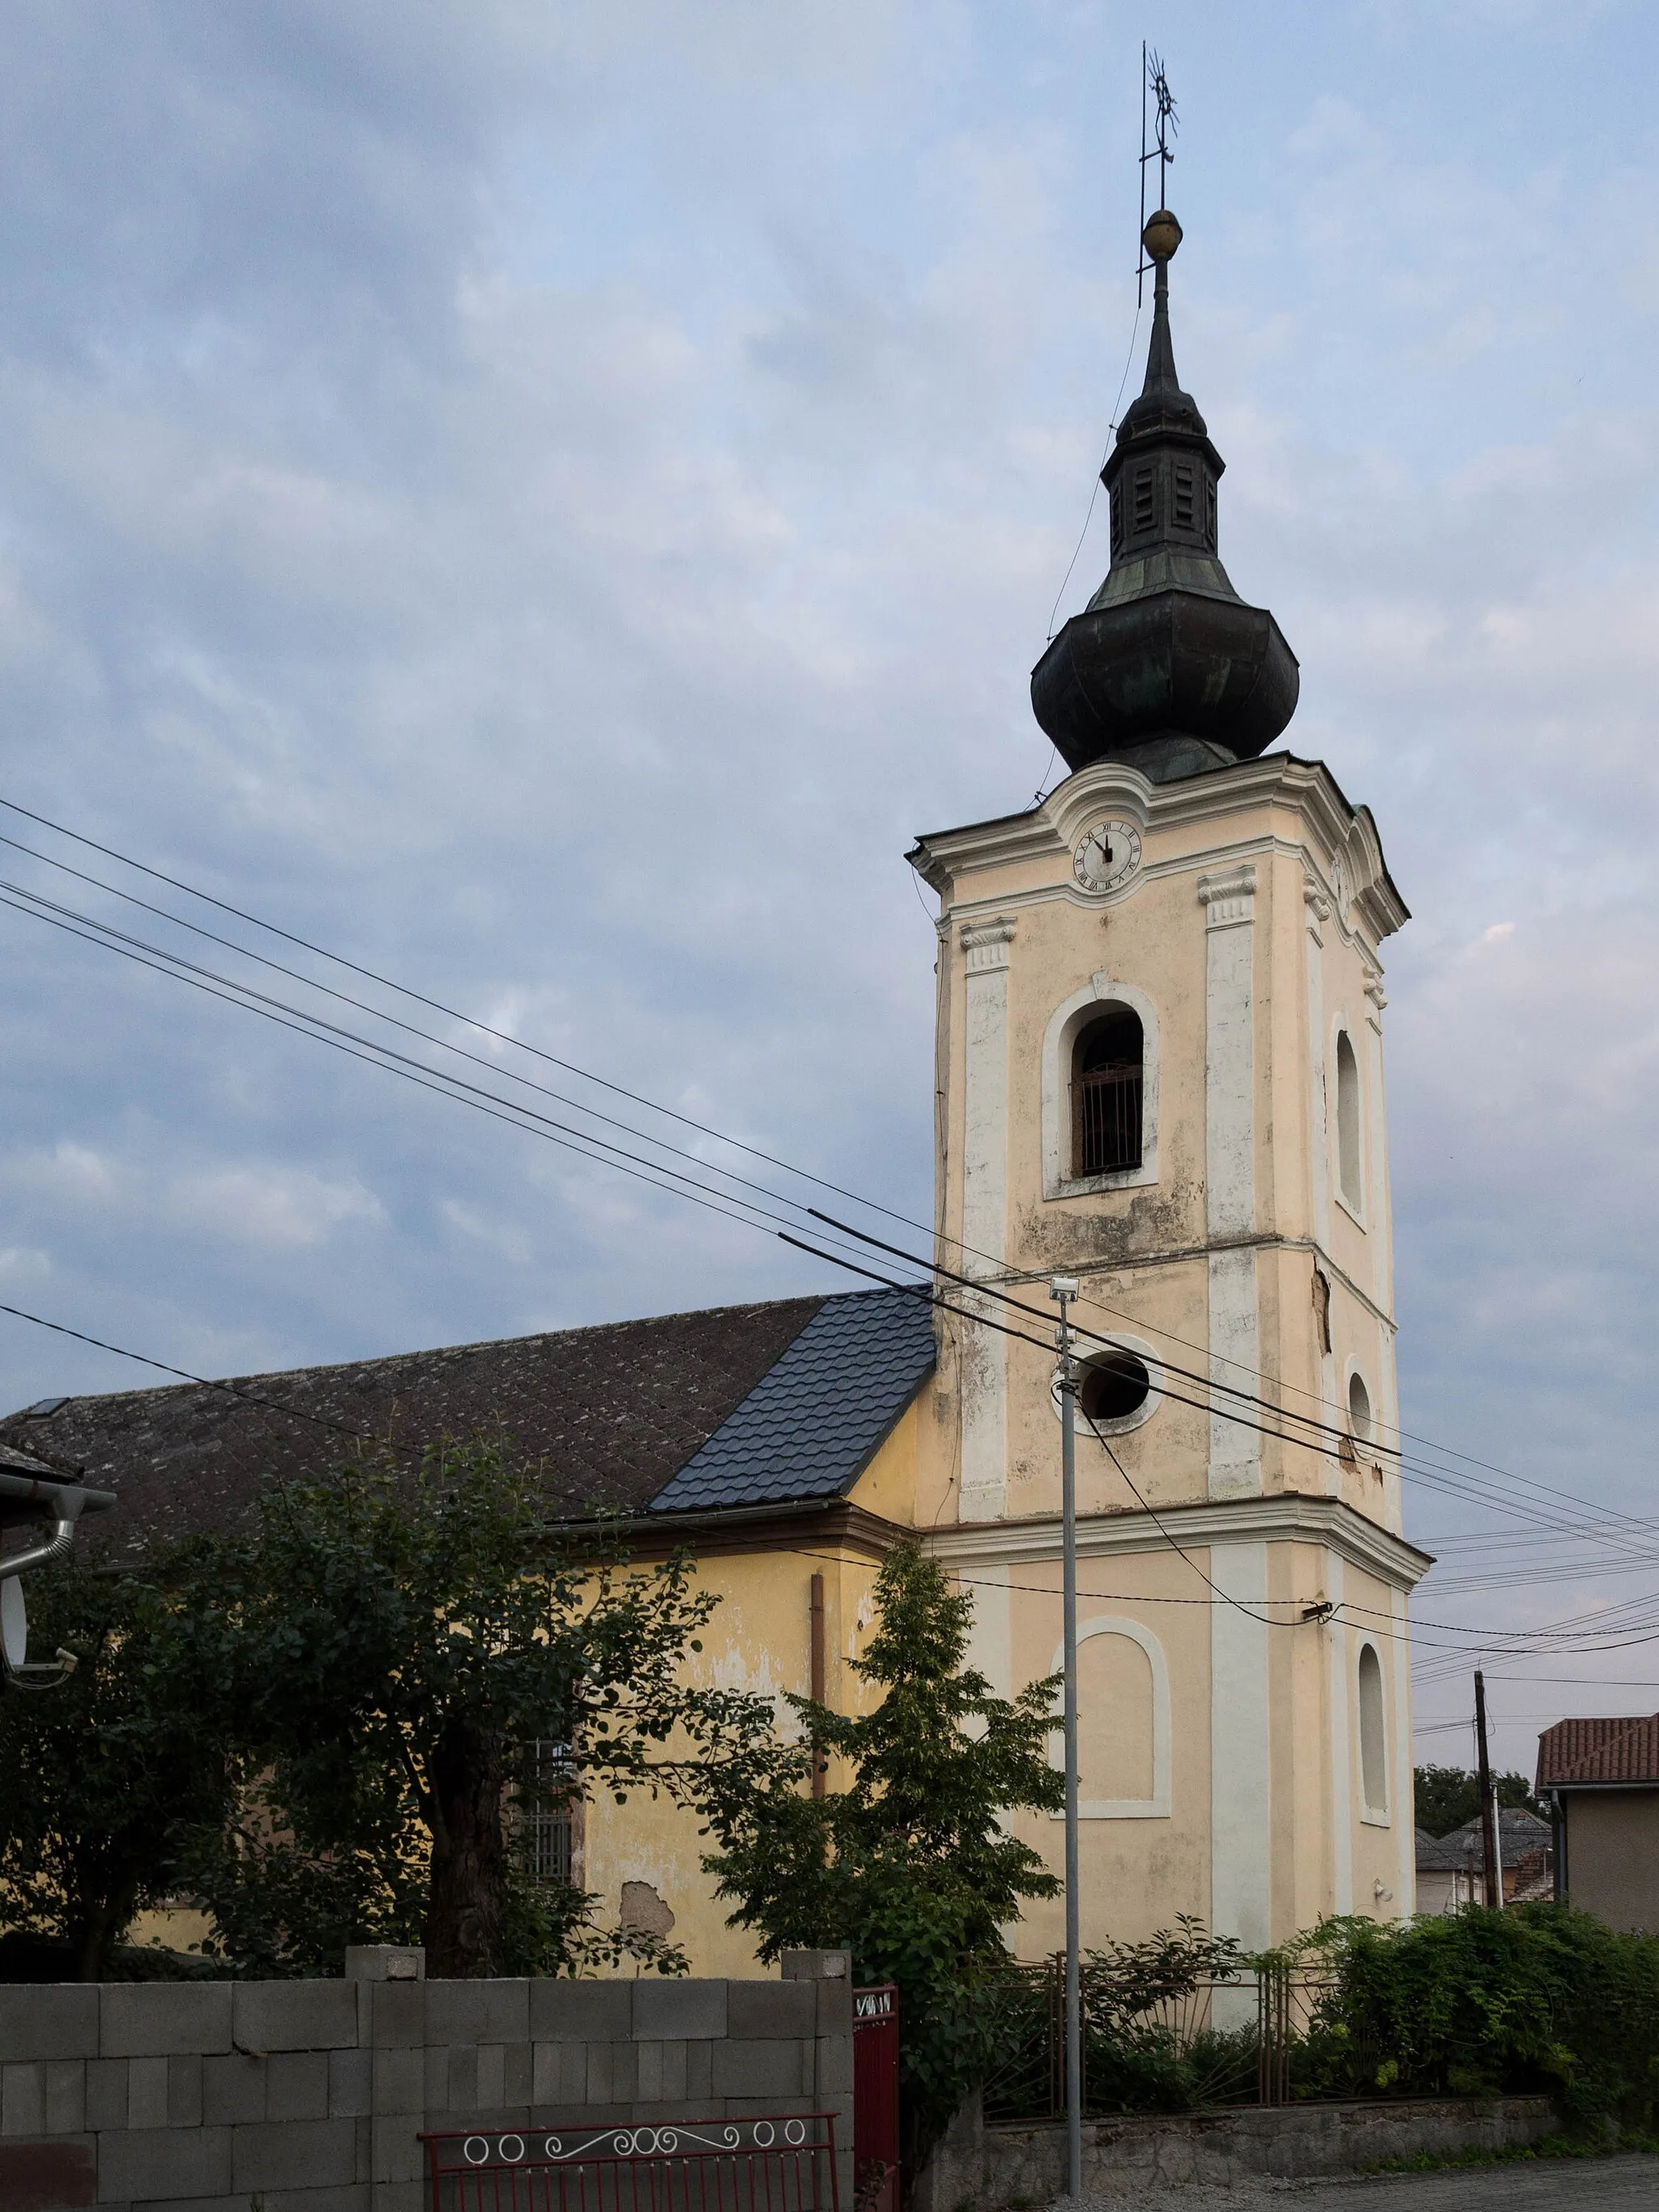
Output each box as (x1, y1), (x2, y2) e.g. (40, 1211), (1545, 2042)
(0, 1288), (936, 1557)
(649, 1287), (936, 1516)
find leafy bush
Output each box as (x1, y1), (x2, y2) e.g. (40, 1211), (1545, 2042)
(1081, 1918), (1252, 2114)
(1294, 1905), (1659, 2136)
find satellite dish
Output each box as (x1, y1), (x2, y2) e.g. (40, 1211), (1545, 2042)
(1, 1577), (25, 1670)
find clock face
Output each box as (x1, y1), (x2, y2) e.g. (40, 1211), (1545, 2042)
(1073, 818), (1142, 895)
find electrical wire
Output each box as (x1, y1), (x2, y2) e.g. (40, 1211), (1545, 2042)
(0, 866), (1477, 1492)
(3, 796), (1650, 1565)
(3, 795), (1632, 1543)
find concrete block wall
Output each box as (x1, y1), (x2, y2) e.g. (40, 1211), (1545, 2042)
(0, 1964), (854, 2212)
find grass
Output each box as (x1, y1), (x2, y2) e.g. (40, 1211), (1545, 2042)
(1362, 2131), (1659, 2176)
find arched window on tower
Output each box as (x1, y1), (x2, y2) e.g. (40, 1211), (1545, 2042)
(1357, 1643), (1388, 1817)
(1072, 1006), (1144, 1176)
(1335, 1027), (1363, 1211)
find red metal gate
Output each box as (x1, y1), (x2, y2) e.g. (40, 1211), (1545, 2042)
(419, 2115), (839, 2212)
(852, 1984), (898, 2212)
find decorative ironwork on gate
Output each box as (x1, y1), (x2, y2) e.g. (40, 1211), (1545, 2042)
(420, 2112), (840, 2212)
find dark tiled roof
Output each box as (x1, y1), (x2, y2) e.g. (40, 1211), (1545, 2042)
(0, 1296), (828, 1552)
(1537, 1713), (1659, 1788)
(1414, 1828), (1465, 1873)
(649, 1288), (937, 1515)
(1434, 1807), (1552, 1867)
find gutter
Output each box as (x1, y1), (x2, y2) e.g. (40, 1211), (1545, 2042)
(0, 1465), (117, 1684)
(0, 1464), (117, 1583)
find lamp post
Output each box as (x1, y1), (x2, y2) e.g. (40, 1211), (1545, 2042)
(1049, 1274), (1081, 2198)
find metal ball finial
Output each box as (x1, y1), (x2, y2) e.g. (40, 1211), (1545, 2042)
(1141, 207), (1183, 262)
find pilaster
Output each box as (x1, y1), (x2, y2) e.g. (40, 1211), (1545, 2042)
(958, 916), (1016, 1521)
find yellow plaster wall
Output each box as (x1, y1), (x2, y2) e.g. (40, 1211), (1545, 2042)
(581, 1410), (922, 1976)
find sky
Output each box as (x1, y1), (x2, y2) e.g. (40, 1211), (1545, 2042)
(0, 0), (1657, 1775)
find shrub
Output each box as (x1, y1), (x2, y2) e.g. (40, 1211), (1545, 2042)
(1296, 1905), (1659, 2136)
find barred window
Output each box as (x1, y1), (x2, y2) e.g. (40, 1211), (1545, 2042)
(527, 1740), (575, 1884)
(1072, 1007), (1144, 1176)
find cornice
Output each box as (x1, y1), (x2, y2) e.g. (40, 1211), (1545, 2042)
(909, 753), (1409, 946)
(558, 1497), (907, 1565)
(992, 1230), (1397, 1335)
(922, 1492), (1432, 1591)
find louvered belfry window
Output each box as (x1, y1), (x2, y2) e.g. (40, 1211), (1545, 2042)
(1073, 1007), (1144, 1176)
(1174, 463), (1195, 529)
(1132, 465), (1156, 533)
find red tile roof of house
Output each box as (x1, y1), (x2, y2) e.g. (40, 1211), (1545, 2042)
(1537, 1712), (1659, 1789)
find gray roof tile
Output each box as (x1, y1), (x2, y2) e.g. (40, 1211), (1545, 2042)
(647, 1287), (936, 1515)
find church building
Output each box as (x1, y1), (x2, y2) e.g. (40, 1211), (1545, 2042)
(2, 210), (1426, 1971)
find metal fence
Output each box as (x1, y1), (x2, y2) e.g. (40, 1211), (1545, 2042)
(979, 1962), (1337, 2122)
(420, 2116), (840, 2212)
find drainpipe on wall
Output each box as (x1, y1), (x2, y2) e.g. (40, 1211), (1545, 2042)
(1, 1462), (117, 1685)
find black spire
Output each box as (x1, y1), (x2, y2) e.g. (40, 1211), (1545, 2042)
(1030, 209), (1299, 784)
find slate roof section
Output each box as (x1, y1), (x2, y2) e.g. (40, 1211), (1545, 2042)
(1430, 1808), (1553, 1867)
(1414, 1827), (1465, 1873)
(1537, 1713), (1659, 1788)
(0, 1296), (827, 1553)
(648, 1287), (937, 1516)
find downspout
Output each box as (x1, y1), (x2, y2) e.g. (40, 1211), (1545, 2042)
(0, 1510), (81, 1583)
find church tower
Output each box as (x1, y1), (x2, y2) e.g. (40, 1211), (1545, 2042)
(910, 210), (1428, 1949)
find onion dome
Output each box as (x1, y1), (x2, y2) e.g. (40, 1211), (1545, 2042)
(1030, 209), (1299, 784)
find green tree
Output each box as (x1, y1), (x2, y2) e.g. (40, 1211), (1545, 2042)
(0, 1543), (238, 1979)
(1414, 1764), (1543, 1837)
(208, 1441), (775, 1978)
(702, 1544), (1063, 2174)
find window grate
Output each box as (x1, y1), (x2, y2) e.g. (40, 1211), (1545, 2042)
(527, 1739), (574, 1885)
(1074, 1066), (1143, 1176)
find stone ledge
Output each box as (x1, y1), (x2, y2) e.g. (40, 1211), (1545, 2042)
(919, 2091), (1559, 2206)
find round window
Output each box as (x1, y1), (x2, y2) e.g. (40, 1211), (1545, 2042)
(1080, 1348), (1152, 1424)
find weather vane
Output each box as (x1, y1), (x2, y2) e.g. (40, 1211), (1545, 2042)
(1137, 45), (1178, 304)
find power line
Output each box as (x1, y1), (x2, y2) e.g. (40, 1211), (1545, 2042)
(3, 796), (1648, 1558)
(2, 865), (1463, 1489)
(0, 796), (1549, 1485)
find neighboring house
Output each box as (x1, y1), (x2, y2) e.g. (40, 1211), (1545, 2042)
(0, 210), (1429, 1966)
(1414, 1827), (1476, 1915)
(1537, 1714), (1659, 1931)
(1414, 1808), (1552, 1912)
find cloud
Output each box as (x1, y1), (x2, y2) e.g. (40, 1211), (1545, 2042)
(0, 1), (1657, 1769)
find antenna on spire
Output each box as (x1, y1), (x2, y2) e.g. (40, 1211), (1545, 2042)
(1137, 45), (1178, 305)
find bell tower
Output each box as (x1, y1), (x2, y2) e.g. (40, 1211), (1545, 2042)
(911, 211), (1428, 1950)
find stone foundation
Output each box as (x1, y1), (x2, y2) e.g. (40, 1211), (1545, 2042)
(917, 2090), (1557, 2205)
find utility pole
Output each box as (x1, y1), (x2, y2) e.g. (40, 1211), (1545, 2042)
(1050, 1275), (1082, 2199)
(1474, 1669), (1500, 1909)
